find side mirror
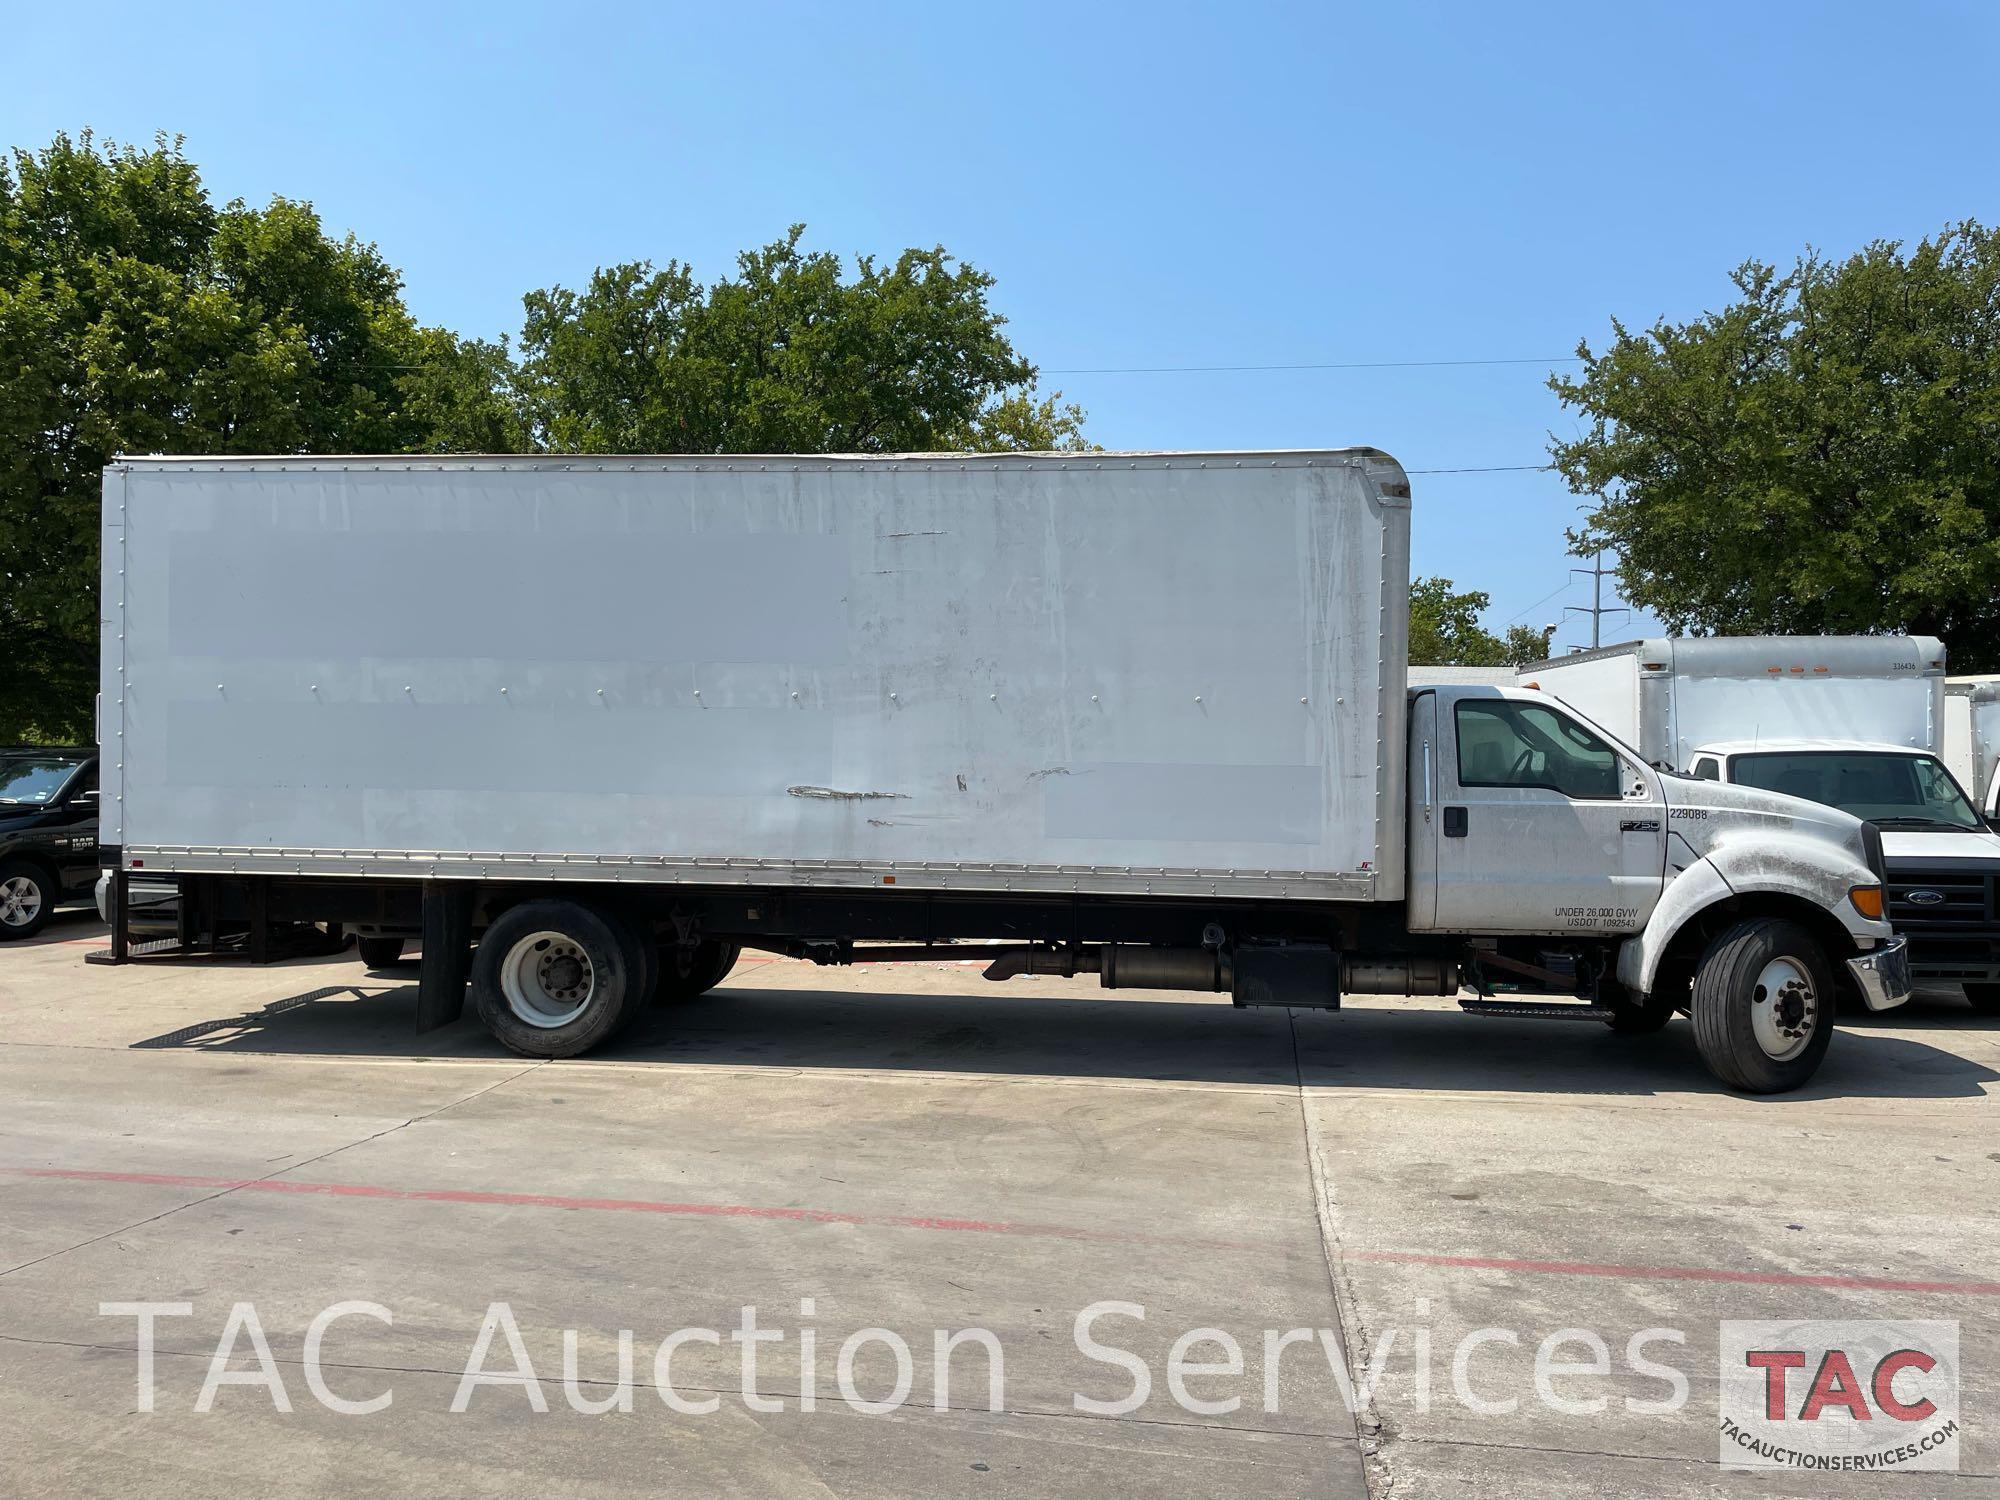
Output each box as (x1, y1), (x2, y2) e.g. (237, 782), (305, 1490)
(72, 789), (100, 809)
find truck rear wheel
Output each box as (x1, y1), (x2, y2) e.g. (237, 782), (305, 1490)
(471, 900), (642, 1058)
(658, 939), (741, 1003)
(1689, 919), (1834, 1093)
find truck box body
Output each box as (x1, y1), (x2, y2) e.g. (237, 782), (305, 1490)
(1519, 636), (1946, 770)
(101, 451), (1410, 901)
(1944, 677), (2000, 816)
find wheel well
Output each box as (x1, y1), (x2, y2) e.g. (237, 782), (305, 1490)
(1653, 893), (1856, 1002)
(0, 853), (61, 890)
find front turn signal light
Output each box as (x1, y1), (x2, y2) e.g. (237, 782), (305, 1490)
(1849, 885), (1885, 920)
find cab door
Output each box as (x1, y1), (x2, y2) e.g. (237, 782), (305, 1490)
(56, 764), (99, 894)
(1411, 690), (1668, 935)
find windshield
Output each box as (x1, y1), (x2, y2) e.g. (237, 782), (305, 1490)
(0, 757), (83, 805)
(1730, 751), (1982, 830)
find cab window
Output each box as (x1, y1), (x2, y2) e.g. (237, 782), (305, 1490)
(1692, 757), (1720, 781)
(1454, 700), (1622, 800)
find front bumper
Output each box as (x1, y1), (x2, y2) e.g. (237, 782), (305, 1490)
(1847, 935), (1913, 1012)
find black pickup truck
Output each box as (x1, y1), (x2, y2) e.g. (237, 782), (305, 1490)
(0, 748), (99, 940)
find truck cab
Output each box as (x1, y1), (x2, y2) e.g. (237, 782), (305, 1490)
(1685, 739), (2000, 1012)
(1520, 635), (2000, 1016)
(1406, 686), (1908, 1088)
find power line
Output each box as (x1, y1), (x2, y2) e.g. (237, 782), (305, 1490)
(1041, 356), (1584, 375)
(1504, 577), (1581, 627)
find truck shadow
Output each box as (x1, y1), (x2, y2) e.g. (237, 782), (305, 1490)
(126, 965), (2000, 1102)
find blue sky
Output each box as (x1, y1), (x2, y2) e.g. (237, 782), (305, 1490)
(9, 0), (1997, 648)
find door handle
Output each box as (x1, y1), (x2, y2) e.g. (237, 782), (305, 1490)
(1443, 806), (1468, 838)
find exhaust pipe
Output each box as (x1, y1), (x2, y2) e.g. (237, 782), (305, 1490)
(1340, 956), (1460, 996)
(982, 946), (1458, 1004)
(982, 945), (1224, 990)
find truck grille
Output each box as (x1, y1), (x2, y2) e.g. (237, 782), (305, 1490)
(1886, 864), (2000, 982)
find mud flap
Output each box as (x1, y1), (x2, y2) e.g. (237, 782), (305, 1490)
(416, 881), (475, 1031)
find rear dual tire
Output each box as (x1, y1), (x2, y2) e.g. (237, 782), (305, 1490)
(1689, 918), (1834, 1094)
(472, 899), (646, 1059)
(658, 938), (740, 1004)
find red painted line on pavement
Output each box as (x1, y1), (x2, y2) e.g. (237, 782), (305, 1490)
(0, 1167), (1258, 1251)
(11, 1167), (1991, 1294)
(1347, 1249), (2000, 1297)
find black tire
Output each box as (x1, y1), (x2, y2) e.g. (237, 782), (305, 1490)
(1603, 989), (1675, 1034)
(1965, 984), (2000, 1017)
(470, 899), (642, 1058)
(355, 935), (404, 969)
(1689, 918), (1835, 1093)
(601, 908), (659, 1008)
(0, 859), (55, 941)
(657, 938), (741, 1004)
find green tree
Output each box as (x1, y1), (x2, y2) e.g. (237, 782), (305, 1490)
(1504, 623), (1554, 666)
(1550, 222), (2000, 670)
(1409, 576), (1509, 666)
(0, 131), (500, 739)
(514, 226), (1089, 454)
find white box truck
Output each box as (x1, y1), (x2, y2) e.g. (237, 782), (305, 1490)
(1523, 637), (2000, 1012)
(1944, 677), (2000, 822)
(97, 452), (1908, 1091)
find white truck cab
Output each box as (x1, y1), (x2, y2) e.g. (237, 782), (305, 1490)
(1408, 686), (1905, 1076)
(1525, 638), (2000, 1014)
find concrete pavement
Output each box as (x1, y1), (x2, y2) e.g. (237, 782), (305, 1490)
(1, 909), (1996, 1496)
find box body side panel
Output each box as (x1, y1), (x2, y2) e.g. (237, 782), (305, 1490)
(111, 456), (1405, 898)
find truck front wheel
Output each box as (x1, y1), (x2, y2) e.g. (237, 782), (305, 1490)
(1689, 919), (1834, 1093)
(356, 935), (404, 969)
(471, 900), (642, 1058)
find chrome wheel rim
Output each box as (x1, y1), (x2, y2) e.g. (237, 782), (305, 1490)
(1750, 956), (1818, 1061)
(499, 931), (596, 1028)
(0, 875), (42, 928)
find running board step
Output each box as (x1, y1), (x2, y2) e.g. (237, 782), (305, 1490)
(1459, 998), (1612, 1021)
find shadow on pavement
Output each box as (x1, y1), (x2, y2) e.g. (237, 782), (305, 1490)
(8, 907), (107, 948)
(125, 965), (2000, 1102)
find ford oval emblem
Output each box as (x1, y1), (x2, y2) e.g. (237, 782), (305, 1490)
(1907, 890), (1946, 906)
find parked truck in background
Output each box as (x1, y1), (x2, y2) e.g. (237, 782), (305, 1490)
(1944, 676), (2000, 824)
(0, 747), (100, 940)
(97, 451), (1908, 1091)
(1522, 637), (2000, 1014)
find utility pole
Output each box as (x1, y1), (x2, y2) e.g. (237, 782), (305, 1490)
(1565, 551), (1630, 649)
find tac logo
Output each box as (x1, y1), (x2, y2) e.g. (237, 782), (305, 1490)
(1718, 1320), (1959, 1472)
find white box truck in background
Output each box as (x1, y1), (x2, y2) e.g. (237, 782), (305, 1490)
(1944, 677), (2000, 822)
(98, 452), (1908, 1091)
(1523, 637), (2000, 1013)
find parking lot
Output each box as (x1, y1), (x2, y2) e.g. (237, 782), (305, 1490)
(2, 910), (1996, 1497)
